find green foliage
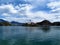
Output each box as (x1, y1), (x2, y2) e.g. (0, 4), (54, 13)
(0, 22), (11, 26)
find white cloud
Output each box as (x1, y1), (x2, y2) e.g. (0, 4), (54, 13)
(2, 13), (10, 17)
(47, 1), (60, 22)
(0, 0), (60, 23)
(0, 3), (58, 23)
(23, 1), (60, 22)
(0, 4), (27, 16)
(0, 4), (28, 22)
(0, 4), (18, 13)
(47, 1), (60, 12)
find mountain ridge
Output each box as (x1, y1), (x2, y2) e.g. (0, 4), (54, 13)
(0, 19), (60, 26)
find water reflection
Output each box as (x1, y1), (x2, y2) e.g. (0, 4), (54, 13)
(40, 26), (50, 32)
(0, 26), (60, 45)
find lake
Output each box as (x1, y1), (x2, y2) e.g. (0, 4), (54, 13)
(0, 26), (60, 45)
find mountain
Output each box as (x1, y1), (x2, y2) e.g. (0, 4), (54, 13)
(11, 21), (25, 26)
(11, 20), (60, 26)
(0, 19), (7, 22)
(0, 19), (60, 26)
(22, 22), (38, 26)
(0, 19), (11, 26)
(52, 22), (60, 26)
(37, 20), (52, 26)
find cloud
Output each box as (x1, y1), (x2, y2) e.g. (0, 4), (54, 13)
(47, 1), (60, 22)
(47, 1), (60, 12)
(0, 4), (18, 13)
(2, 17), (29, 23)
(0, 0), (60, 23)
(0, 4), (28, 22)
(25, 0), (60, 22)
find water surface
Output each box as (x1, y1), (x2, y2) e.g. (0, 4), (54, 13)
(0, 26), (60, 45)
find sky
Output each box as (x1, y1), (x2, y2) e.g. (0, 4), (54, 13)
(0, 0), (60, 23)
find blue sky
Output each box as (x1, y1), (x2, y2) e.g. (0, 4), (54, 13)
(0, 0), (60, 23)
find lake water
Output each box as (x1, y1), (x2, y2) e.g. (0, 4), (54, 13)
(0, 26), (60, 45)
